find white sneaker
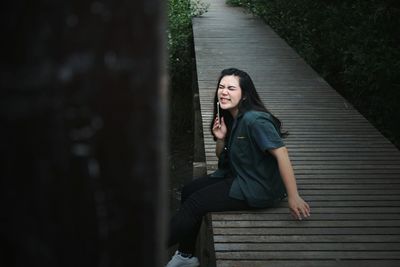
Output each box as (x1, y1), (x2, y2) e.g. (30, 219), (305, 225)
(165, 251), (200, 267)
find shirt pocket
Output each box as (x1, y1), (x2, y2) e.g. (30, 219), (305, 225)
(234, 135), (251, 156)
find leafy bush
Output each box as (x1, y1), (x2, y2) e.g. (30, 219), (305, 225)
(167, 0), (209, 139)
(190, 0), (210, 17)
(167, 0), (194, 137)
(227, 0), (400, 147)
(167, 0), (209, 210)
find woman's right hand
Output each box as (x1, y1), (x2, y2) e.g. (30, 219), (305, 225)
(212, 116), (227, 140)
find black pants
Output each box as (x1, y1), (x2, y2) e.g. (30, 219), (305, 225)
(167, 175), (254, 254)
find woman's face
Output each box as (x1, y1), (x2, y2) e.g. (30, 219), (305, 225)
(218, 75), (242, 117)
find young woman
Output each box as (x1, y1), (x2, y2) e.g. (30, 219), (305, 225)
(166, 68), (310, 267)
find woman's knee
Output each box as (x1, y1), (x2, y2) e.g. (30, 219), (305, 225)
(181, 175), (212, 203)
(181, 193), (208, 219)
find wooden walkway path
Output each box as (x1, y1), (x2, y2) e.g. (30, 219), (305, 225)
(192, 0), (400, 266)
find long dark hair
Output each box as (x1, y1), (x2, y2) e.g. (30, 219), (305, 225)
(210, 68), (287, 140)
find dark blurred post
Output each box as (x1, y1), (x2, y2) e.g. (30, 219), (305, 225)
(1, 0), (167, 267)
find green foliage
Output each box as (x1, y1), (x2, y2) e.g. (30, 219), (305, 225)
(228, 0), (400, 147)
(168, 0), (192, 79)
(167, 0), (194, 136)
(226, 0), (244, 6)
(167, 0), (210, 139)
(190, 0), (210, 17)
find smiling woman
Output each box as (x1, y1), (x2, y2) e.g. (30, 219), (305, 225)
(165, 68), (310, 267)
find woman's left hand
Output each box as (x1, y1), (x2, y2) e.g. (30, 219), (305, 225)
(288, 194), (310, 220)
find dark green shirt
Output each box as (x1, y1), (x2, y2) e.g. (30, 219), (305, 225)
(211, 110), (287, 207)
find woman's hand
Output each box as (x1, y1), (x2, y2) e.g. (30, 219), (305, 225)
(288, 194), (310, 221)
(269, 147), (311, 221)
(212, 116), (227, 140)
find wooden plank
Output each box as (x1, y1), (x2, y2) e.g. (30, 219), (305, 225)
(300, 195), (400, 200)
(215, 243), (400, 251)
(298, 189), (400, 195)
(214, 234), (400, 243)
(266, 201), (400, 208)
(214, 206), (400, 214)
(289, 174), (400, 178)
(211, 220), (400, 228)
(292, 166), (400, 170)
(212, 213), (400, 221)
(292, 184), (400, 189)
(213, 227), (400, 235)
(216, 260), (400, 267)
(215, 251), (400, 260)
(204, 152), (400, 158)
(297, 179), (400, 185)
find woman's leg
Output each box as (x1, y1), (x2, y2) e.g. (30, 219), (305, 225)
(180, 175), (225, 204)
(168, 176), (252, 254)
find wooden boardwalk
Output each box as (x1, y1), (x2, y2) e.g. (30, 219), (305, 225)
(192, 0), (400, 266)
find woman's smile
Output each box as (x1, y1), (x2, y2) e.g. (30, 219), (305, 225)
(219, 97), (230, 104)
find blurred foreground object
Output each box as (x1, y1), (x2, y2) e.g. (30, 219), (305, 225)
(0, 0), (167, 266)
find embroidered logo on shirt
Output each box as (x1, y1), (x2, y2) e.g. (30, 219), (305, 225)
(237, 136), (247, 139)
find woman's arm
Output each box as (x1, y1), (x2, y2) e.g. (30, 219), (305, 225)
(212, 116), (227, 158)
(215, 139), (225, 158)
(269, 146), (311, 220)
